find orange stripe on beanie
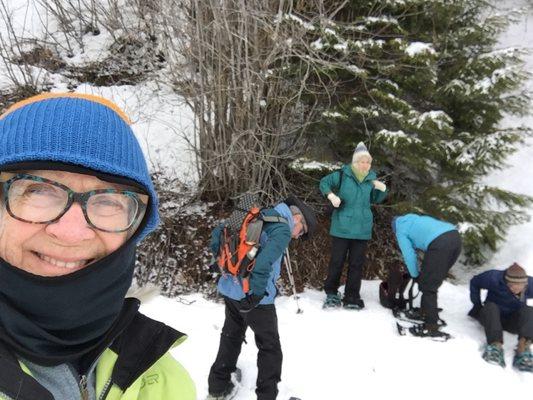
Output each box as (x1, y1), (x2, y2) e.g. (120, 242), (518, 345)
(0, 92), (132, 124)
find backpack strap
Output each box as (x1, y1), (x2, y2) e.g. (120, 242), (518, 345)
(260, 215), (289, 224)
(334, 169), (344, 193)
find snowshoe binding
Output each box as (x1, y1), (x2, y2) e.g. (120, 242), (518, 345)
(323, 293), (342, 309)
(482, 344), (505, 367)
(343, 298), (364, 310)
(393, 307), (446, 327)
(513, 350), (533, 372)
(406, 323), (451, 341)
(207, 368), (242, 399)
(206, 383), (236, 400)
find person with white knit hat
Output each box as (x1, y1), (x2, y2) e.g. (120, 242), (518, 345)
(319, 141), (387, 309)
(0, 93), (195, 399)
(469, 263), (533, 371)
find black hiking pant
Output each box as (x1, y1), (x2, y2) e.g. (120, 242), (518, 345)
(208, 297), (282, 400)
(323, 236), (368, 303)
(476, 302), (533, 344)
(418, 230), (462, 325)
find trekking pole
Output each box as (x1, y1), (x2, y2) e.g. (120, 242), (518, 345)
(284, 249), (303, 314)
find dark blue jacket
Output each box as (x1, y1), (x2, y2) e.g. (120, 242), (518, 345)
(470, 269), (533, 316)
(210, 203), (292, 305)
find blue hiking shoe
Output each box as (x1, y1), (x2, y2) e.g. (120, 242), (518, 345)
(482, 343), (505, 367)
(323, 293), (342, 309)
(513, 350), (533, 372)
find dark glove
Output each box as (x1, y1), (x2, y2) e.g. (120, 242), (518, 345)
(468, 304), (482, 318)
(208, 262), (220, 274)
(239, 294), (264, 313)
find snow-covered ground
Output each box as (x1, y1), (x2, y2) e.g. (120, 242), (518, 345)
(143, 281), (533, 400)
(1, 0), (533, 398)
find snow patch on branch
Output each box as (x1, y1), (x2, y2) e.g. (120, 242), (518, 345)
(311, 38), (324, 50)
(405, 42), (436, 57)
(376, 129), (420, 145)
(473, 66), (516, 93)
(457, 222), (475, 234)
(290, 158), (342, 171)
(346, 65), (366, 75)
(277, 13), (315, 31)
(410, 110), (453, 130)
(365, 16), (399, 25)
(322, 111), (346, 118)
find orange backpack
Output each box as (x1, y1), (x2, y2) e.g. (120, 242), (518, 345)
(217, 194), (287, 293)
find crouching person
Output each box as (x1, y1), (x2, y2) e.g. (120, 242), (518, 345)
(0, 93), (195, 399)
(392, 213), (462, 339)
(468, 263), (533, 371)
(207, 196), (316, 400)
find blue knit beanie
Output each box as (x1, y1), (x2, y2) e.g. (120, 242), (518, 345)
(0, 93), (159, 242)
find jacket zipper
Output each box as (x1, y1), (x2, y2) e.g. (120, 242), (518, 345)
(79, 374), (89, 400)
(98, 378), (113, 400)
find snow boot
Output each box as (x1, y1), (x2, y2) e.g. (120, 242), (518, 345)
(513, 339), (533, 372)
(482, 343), (505, 367)
(323, 293), (342, 309)
(342, 297), (364, 310)
(206, 382), (235, 400)
(207, 368), (241, 400)
(408, 323), (451, 341)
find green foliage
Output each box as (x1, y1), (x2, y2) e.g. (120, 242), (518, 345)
(284, 0), (532, 265)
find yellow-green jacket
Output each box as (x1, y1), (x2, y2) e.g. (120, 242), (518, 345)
(0, 311), (196, 400)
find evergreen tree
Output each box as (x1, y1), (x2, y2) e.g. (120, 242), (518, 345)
(282, 0), (531, 265)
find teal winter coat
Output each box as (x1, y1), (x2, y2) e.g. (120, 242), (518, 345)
(319, 165), (387, 240)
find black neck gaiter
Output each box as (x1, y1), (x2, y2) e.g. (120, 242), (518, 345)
(0, 241), (137, 366)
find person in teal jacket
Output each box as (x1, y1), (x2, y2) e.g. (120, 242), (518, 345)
(393, 213), (462, 338)
(319, 142), (388, 309)
(0, 93), (195, 399)
(207, 196), (316, 400)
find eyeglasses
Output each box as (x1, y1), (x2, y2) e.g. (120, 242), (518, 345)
(1, 173), (148, 233)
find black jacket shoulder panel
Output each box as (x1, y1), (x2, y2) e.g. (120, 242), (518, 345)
(0, 342), (54, 400)
(109, 311), (185, 391)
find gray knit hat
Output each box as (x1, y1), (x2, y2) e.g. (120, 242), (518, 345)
(352, 141), (372, 163)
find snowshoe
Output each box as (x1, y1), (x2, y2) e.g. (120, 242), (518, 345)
(207, 368), (242, 399)
(406, 323), (451, 341)
(513, 350), (533, 372)
(206, 383), (236, 400)
(482, 344), (505, 367)
(343, 298), (364, 310)
(393, 307), (446, 327)
(323, 293), (342, 309)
